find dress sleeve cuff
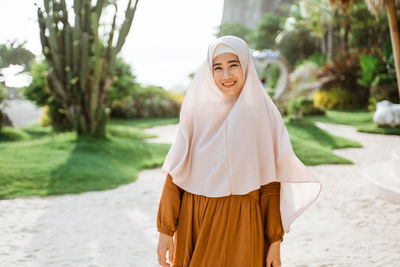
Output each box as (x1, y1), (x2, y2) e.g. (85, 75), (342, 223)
(157, 226), (175, 237)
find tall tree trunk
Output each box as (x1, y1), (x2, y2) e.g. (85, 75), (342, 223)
(386, 0), (400, 101)
(343, 23), (350, 56)
(321, 26), (327, 54)
(327, 23), (334, 63)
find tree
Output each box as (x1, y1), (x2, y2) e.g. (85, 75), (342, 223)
(365, 0), (400, 100)
(250, 13), (284, 50)
(329, 0), (400, 100)
(37, 0), (139, 138)
(0, 41), (35, 130)
(25, 57), (138, 131)
(215, 22), (252, 43)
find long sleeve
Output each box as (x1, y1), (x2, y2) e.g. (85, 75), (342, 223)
(259, 182), (285, 244)
(157, 174), (185, 236)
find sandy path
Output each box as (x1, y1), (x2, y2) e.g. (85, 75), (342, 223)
(0, 122), (399, 267)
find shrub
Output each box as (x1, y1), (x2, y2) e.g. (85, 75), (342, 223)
(357, 53), (384, 88)
(110, 86), (181, 118)
(24, 60), (73, 131)
(0, 127), (30, 142)
(0, 84), (6, 130)
(294, 52), (327, 68)
(313, 88), (359, 110)
(318, 49), (369, 108)
(368, 73), (399, 111)
(287, 96), (325, 118)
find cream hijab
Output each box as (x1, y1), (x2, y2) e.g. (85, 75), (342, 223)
(161, 35), (322, 233)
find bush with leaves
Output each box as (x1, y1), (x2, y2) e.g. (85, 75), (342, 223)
(287, 96), (325, 118)
(0, 84), (6, 130)
(318, 49), (370, 107)
(294, 52), (327, 68)
(357, 53), (384, 88)
(313, 87), (359, 110)
(109, 58), (138, 105)
(27, 57), (181, 124)
(110, 85), (180, 118)
(24, 60), (72, 131)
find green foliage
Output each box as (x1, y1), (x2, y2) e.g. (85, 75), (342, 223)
(24, 60), (72, 131)
(295, 52), (327, 68)
(37, 0), (139, 138)
(287, 96), (325, 118)
(250, 13), (284, 50)
(215, 22), (252, 43)
(264, 63), (281, 90)
(348, 1), (389, 51)
(109, 57), (138, 104)
(319, 49), (370, 107)
(0, 85), (5, 130)
(0, 40), (35, 71)
(110, 85), (181, 118)
(313, 87), (359, 110)
(24, 61), (49, 107)
(357, 54), (383, 88)
(277, 26), (320, 66)
(25, 57), (143, 131)
(368, 73), (399, 111)
(0, 84), (5, 107)
(0, 127), (30, 142)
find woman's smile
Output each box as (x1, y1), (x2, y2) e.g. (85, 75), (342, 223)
(212, 52), (244, 98)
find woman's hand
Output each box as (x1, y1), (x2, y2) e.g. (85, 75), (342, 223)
(266, 240), (282, 267)
(157, 232), (175, 266)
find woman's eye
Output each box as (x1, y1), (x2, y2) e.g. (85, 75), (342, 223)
(231, 64), (238, 67)
(214, 67), (222, 70)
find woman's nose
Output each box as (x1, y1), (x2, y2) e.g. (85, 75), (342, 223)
(223, 68), (232, 78)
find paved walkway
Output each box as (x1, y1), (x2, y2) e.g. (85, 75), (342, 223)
(0, 122), (399, 266)
(3, 99), (42, 127)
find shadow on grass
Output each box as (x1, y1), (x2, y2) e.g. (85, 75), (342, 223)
(45, 135), (170, 196)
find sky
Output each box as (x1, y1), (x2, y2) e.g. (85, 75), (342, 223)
(0, 0), (224, 92)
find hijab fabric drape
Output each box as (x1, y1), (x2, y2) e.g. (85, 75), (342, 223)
(161, 35), (322, 233)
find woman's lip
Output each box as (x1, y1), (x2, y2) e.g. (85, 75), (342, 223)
(223, 81), (236, 88)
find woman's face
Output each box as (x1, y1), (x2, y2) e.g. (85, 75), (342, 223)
(212, 53), (244, 98)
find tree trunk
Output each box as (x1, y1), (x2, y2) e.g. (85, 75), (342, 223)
(321, 26), (327, 54)
(327, 23), (334, 63)
(343, 23), (350, 56)
(386, 0), (400, 101)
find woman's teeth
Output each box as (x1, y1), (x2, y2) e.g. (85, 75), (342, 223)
(223, 81), (236, 86)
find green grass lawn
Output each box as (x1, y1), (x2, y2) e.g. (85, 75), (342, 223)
(0, 118), (178, 200)
(0, 116), (360, 200)
(304, 109), (400, 135)
(285, 118), (361, 166)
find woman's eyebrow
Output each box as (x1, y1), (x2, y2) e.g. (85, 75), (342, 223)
(212, 60), (240, 67)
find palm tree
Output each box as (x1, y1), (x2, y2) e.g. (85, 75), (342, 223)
(329, 0), (400, 100)
(364, 0), (400, 100)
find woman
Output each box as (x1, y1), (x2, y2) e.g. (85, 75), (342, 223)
(156, 36), (322, 267)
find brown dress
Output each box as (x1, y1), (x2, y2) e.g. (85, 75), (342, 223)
(157, 174), (284, 267)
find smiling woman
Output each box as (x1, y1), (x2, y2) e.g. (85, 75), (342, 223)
(156, 35), (322, 267)
(212, 44), (244, 99)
